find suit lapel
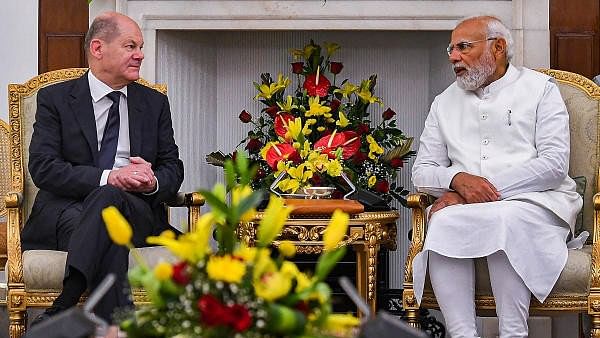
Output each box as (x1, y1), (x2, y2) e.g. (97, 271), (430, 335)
(127, 83), (144, 157)
(69, 72), (99, 164)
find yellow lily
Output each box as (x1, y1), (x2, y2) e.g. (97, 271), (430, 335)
(323, 314), (361, 336)
(290, 48), (304, 60)
(305, 96), (332, 117)
(102, 206), (132, 246)
(254, 271), (293, 301)
(206, 255), (246, 284)
(335, 110), (349, 127)
(285, 117), (304, 142)
(276, 73), (291, 89)
(231, 185), (256, 222)
(306, 151), (331, 173)
(277, 95), (297, 112)
(323, 209), (349, 251)
(357, 88), (383, 105)
(333, 82), (358, 100)
(254, 82), (285, 100)
(303, 44), (317, 59)
(323, 42), (341, 57)
(257, 196), (293, 247)
(366, 135), (384, 159)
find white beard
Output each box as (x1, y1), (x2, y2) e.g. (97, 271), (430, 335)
(454, 50), (496, 91)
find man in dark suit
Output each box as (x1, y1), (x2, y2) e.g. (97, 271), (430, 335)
(22, 11), (184, 325)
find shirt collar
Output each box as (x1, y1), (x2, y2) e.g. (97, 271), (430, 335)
(476, 63), (518, 97)
(88, 71), (128, 103)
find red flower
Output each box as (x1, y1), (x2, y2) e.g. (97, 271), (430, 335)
(330, 62), (344, 75)
(274, 113), (296, 139)
(198, 294), (228, 327)
(265, 105), (279, 119)
(390, 158), (404, 168)
(331, 190), (345, 199)
(375, 180), (390, 193)
(382, 108), (396, 120)
(239, 110), (252, 123)
(303, 73), (331, 97)
(171, 262), (190, 285)
(245, 138), (263, 153)
(314, 131), (359, 160)
(329, 99), (341, 112)
(228, 304), (252, 332)
(291, 62), (304, 74)
(357, 123), (370, 135)
(265, 143), (300, 169)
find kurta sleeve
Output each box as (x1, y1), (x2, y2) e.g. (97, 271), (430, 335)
(412, 96), (462, 197)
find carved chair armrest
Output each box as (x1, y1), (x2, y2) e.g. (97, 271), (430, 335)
(5, 192), (24, 286)
(590, 193), (600, 290)
(166, 192), (205, 233)
(403, 192), (435, 287)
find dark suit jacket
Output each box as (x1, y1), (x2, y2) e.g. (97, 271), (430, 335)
(21, 72), (184, 250)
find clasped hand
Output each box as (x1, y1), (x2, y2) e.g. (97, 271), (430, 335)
(429, 172), (500, 220)
(107, 157), (156, 193)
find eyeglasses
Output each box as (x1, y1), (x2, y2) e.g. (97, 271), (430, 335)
(446, 37), (497, 56)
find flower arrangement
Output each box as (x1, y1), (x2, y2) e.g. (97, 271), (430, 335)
(103, 154), (360, 337)
(208, 40), (415, 206)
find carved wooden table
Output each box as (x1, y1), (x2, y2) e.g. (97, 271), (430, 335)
(238, 210), (399, 314)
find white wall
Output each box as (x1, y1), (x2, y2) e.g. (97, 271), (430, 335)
(0, 0), (38, 122)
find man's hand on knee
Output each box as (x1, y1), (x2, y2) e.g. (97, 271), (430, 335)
(450, 172), (501, 204)
(429, 191), (466, 220)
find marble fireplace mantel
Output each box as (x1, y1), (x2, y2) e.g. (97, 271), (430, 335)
(91, 0), (550, 82)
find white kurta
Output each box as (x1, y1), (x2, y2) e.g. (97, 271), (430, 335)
(411, 65), (583, 303)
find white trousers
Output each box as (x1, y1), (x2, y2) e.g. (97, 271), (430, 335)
(429, 251), (531, 338)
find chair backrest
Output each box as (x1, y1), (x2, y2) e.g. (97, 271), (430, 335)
(538, 69), (600, 236)
(7, 68), (167, 220)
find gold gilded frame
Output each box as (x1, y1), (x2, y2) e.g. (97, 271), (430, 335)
(402, 69), (600, 336)
(5, 68), (200, 338)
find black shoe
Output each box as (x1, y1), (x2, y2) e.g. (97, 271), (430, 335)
(30, 306), (65, 328)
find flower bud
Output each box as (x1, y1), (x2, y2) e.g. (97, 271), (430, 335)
(245, 138), (263, 153)
(239, 110), (252, 123)
(330, 62), (344, 75)
(390, 158), (404, 168)
(382, 108), (396, 120)
(291, 62), (304, 74)
(375, 180), (390, 193)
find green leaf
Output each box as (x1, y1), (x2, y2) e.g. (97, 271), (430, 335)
(314, 246), (347, 281)
(197, 189), (229, 215)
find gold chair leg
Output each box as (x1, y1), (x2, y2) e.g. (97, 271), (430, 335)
(590, 314), (600, 338)
(8, 308), (26, 338)
(402, 288), (421, 329)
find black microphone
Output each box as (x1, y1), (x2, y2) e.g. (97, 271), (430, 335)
(24, 274), (116, 338)
(338, 276), (428, 338)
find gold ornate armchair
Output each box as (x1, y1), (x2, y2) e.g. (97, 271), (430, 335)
(402, 69), (600, 336)
(5, 68), (204, 338)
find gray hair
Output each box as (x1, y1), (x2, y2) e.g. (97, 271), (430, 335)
(458, 15), (514, 62)
(83, 14), (120, 54)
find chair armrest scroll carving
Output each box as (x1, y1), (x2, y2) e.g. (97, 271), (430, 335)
(403, 192), (434, 286)
(591, 193), (600, 289)
(5, 192), (24, 286)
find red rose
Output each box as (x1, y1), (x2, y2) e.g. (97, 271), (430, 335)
(245, 138), (263, 153)
(303, 73), (331, 97)
(352, 151), (368, 164)
(329, 99), (341, 112)
(390, 158), (404, 168)
(331, 190), (345, 199)
(227, 304), (252, 332)
(239, 110), (252, 123)
(357, 123), (370, 135)
(330, 62), (344, 75)
(375, 180), (390, 193)
(291, 62), (304, 74)
(265, 105), (279, 119)
(171, 262), (190, 285)
(198, 294), (228, 327)
(382, 108), (396, 120)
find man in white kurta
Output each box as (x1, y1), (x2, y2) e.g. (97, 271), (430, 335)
(411, 16), (582, 338)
